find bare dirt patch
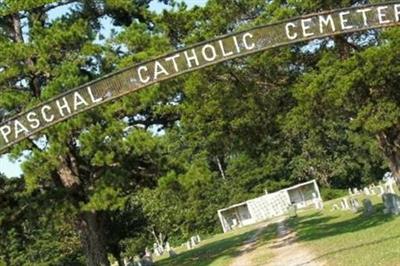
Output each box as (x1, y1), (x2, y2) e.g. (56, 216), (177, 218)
(266, 221), (325, 266)
(229, 221), (272, 266)
(229, 219), (325, 266)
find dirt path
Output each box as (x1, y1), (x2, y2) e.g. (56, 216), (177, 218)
(266, 221), (324, 266)
(230, 219), (324, 266)
(230, 221), (271, 266)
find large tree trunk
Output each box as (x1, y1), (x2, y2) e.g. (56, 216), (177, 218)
(58, 157), (109, 266)
(78, 211), (110, 266)
(377, 132), (400, 185)
(387, 153), (400, 184)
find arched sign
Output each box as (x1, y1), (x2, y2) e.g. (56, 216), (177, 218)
(1, 2), (400, 153)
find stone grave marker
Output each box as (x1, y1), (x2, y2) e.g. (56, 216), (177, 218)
(196, 234), (201, 243)
(362, 199), (374, 216)
(312, 192), (323, 209)
(341, 198), (350, 210)
(165, 242), (171, 252)
(369, 185), (376, 195)
(153, 243), (160, 257)
(288, 204), (297, 217)
(348, 188), (353, 196)
(191, 236), (197, 247)
(186, 241), (192, 250)
(349, 198), (361, 212)
(382, 193), (400, 215)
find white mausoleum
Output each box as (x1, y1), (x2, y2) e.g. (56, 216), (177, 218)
(217, 180), (322, 232)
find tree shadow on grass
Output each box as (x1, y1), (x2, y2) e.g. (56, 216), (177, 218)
(156, 223), (278, 266)
(289, 203), (397, 242)
(298, 233), (400, 265)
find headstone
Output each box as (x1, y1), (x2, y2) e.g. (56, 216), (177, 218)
(196, 234), (201, 243)
(186, 241), (192, 250)
(312, 192), (323, 209)
(191, 236), (197, 247)
(353, 188), (360, 195)
(341, 198), (350, 210)
(288, 204), (297, 217)
(369, 185), (376, 195)
(382, 193), (400, 215)
(165, 242), (171, 252)
(348, 188), (353, 196)
(232, 218), (238, 228)
(349, 198), (361, 212)
(153, 243), (160, 256)
(158, 244), (164, 254)
(386, 178), (396, 194)
(363, 187), (371, 195)
(362, 199), (374, 216)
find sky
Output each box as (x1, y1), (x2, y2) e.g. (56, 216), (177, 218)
(0, 0), (207, 178)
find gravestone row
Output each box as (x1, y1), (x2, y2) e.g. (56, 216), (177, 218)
(331, 175), (399, 216)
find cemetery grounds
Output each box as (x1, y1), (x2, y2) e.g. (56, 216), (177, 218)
(155, 192), (400, 266)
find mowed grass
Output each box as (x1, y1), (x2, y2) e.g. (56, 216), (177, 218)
(156, 192), (400, 266)
(289, 194), (400, 266)
(155, 221), (278, 266)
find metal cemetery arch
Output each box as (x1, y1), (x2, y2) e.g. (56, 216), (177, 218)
(1, 2), (400, 153)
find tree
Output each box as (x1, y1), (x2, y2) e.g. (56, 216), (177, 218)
(0, 1), (176, 264)
(137, 0), (395, 240)
(287, 27), (400, 184)
(2, 0), (399, 263)
(0, 175), (84, 265)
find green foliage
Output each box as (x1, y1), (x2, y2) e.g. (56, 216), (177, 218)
(1, 0), (400, 264)
(0, 177), (84, 265)
(320, 188), (347, 201)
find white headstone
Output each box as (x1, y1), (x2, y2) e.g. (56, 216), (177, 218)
(348, 188), (353, 195)
(349, 198), (361, 212)
(343, 198), (350, 209)
(387, 177), (396, 193)
(165, 242), (171, 252)
(153, 243), (161, 257)
(191, 236), (197, 247)
(369, 185), (376, 195)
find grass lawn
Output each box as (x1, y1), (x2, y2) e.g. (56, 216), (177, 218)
(155, 193), (400, 266)
(289, 194), (400, 266)
(155, 221), (278, 266)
